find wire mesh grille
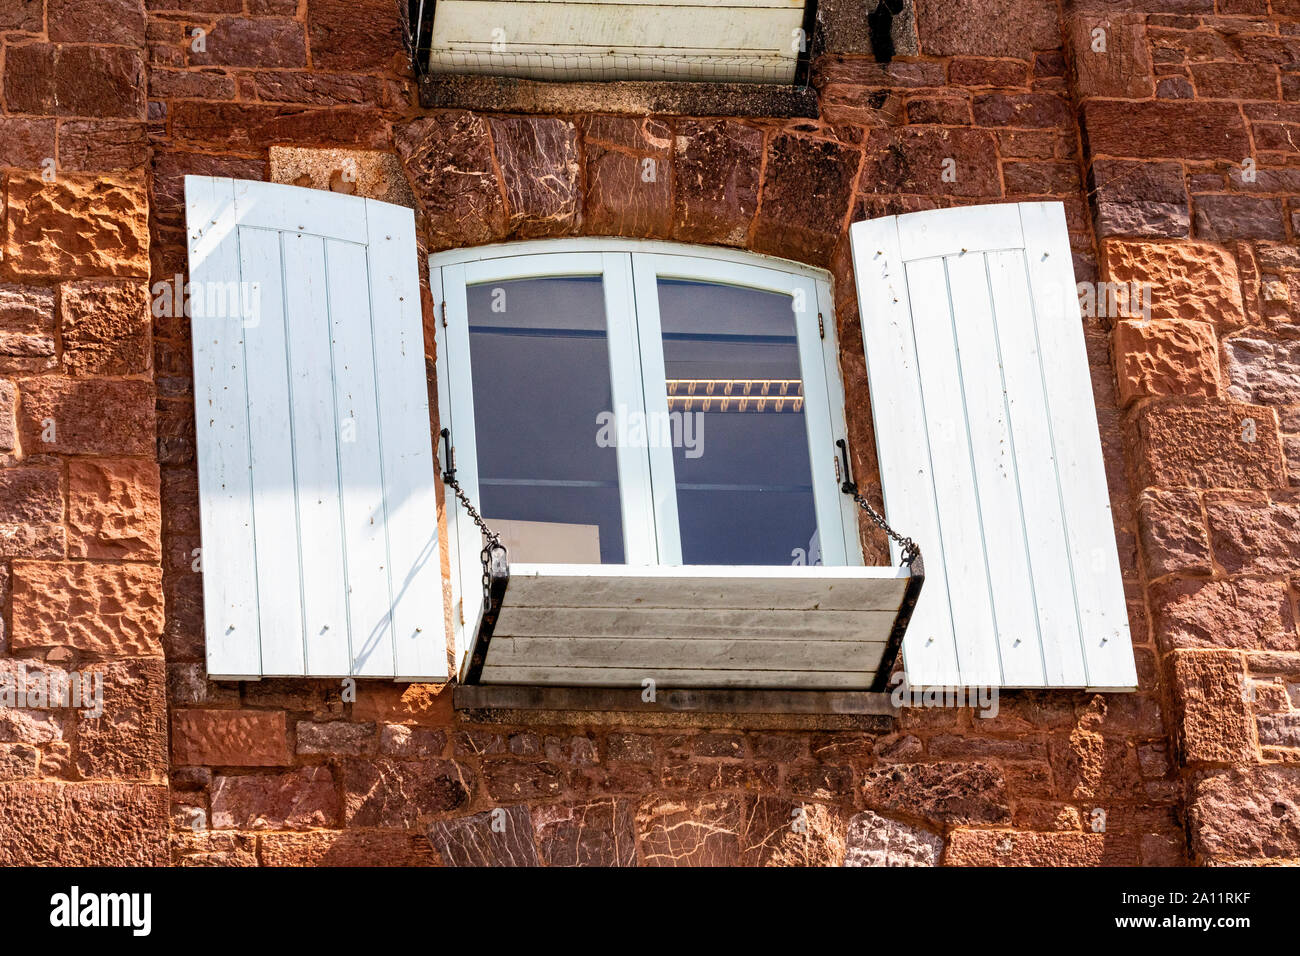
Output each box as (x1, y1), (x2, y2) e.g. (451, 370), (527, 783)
(409, 0), (817, 86)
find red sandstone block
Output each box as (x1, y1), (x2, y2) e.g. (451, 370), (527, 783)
(1171, 650), (1255, 764)
(1190, 765), (1300, 863)
(1113, 319), (1220, 405)
(4, 172), (149, 278)
(1194, 195), (1288, 241)
(0, 380), (15, 452)
(168, 100), (388, 150)
(0, 467), (64, 559)
(67, 458), (162, 561)
(947, 830), (1114, 865)
(1068, 13), (1154, 100)
(0, 117), (55, 168)
(48, 0), (146, 45)
(1191, 62), (1280, 101)
(0, 782), (168, 865)
(972, 92), (1071, 128)
(171, 710), (292, 767)
(307, 0), (406, 71)
(17, 378), (155, 457)
(948, 58), (1028, 88)
(1081, 101), (1251, 160)
(2, 43), (145, 119)
(1135, 402), (1284, 490)
(60, 279), (152, 376)
(1137, 488), (1211, 577)
(1152, 576), (1296, 652)
(859, 127), (1002, 198)
(10, 561), (163, 655)
(258, 830), (438, 866)
(1206, 492), (1300, 574)
(210, 766), (339, 829)
(188, 17), (307, 69)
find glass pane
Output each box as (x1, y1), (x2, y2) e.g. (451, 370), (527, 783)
(657, 279), (818, 566)
(468, 276), (624, 564)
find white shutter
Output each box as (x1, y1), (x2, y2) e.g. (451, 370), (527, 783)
(185, 177), (446, 680)
(849, 202), (1135, 690)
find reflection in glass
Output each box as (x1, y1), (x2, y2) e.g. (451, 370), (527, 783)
(467, 276), (624, 564)
(657, 279), (817, 565)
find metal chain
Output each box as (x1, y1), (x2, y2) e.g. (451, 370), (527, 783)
(440, 431), (506, 611)
(847, 488), (919, 568)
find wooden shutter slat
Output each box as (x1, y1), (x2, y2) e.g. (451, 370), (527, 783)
(850, 217), (962, 686)
(904, 255), (1002, 686)
(282, 232), (352, 677)
(324, 237), (396, 678)
(187, 176), (263, 679)
(1020, 203), (1135, 690)
(365, 199), (447, 680)
(985, 249), (1088, 686)
(945, 251), (1046, 687)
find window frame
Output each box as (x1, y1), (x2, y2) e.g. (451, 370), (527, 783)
(431, 238), (863, 673)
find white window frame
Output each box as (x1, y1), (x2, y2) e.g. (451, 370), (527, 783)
(431, 239), (862, 674)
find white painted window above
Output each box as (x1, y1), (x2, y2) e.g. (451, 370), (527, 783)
(423, 0), (812, 84)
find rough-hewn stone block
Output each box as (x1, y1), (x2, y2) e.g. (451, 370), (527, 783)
(1153, 576), (1296, 652)
(1172, 650), (1255, 764)
(1082, 101), (1250, 160)
(171, 710), (291, 767)
(17, 378), (155, 456)
(5, 172), (148, 277)
(1114, 319), (1220, 405)
(1102, 239), (1244, 328)
(0, 782), (167, 865)
(0, 468), (64, 559)
(1189, 766), (1300, 862)
(210, 767), (338, 829)
(67, 458), (161, 561)
(1136, 403), (1284, 490)
(10, 562), (163, 655)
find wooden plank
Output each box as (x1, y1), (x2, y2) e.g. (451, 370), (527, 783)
(186, 176), (262, 679)
(904, 255), (1001, 686)
(453, 683), (897, 716)
(945, 251), (1043, 686)
(478, 665), (880, 689)
(502, 564), (909, 611)
(1020, 202), (1135, 690)
(281, 232), (351, 677)
(895, 203), (1023, 262)
(365, 199), (447, 680)
(236, 226), (307, 677)
(325, 237), (395, 678)
(492, 606), (899, 641)
(986, 248), (1088, 686)
(486, 636), (887, 671)
(849, 215), (961, 685)
(231, 178), (365, 243)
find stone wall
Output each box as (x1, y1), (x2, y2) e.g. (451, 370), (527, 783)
(0, 0), (1291, 865)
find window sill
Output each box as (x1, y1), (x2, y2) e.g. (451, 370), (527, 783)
(453, 683), (897, 730)
(466, 561), (924, 692)
(418, 72), (819, 118)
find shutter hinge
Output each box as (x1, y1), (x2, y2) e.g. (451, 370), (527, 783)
(440, 300), (447, 327)
(817, 312), (825, 339)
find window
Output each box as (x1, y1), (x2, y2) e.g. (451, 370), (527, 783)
(433, 240), (862, 654)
